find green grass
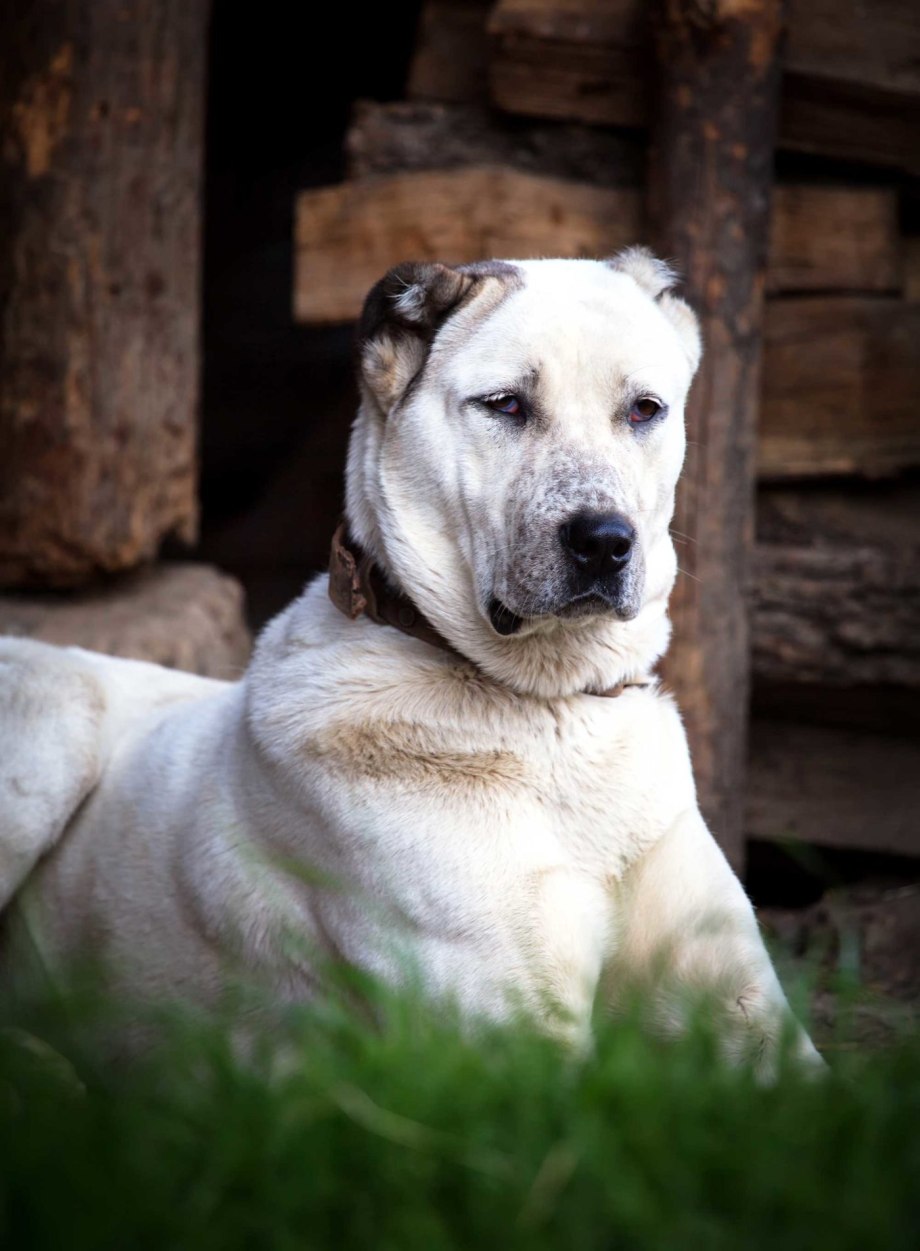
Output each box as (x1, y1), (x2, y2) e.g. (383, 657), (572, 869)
(2, 969), (919, 1251)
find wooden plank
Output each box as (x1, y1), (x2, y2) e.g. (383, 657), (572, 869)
(766, 186), (900, 294)
(783, 0), (920, 98)
(759, 299), (920, 478)
(407, 0), (492, 104)
(487, 0), (649, 128)
(779, 74), (920, 174)
(296, 169), (901, 320)
(0, 0), (208, 588)
(746, 720), (920, 857)
(486, 0), (920, 173)
(646, 0), (785, 870)
(293, 168), (640, 323)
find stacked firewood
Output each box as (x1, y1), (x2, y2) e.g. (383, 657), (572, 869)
(292, 0), (920, 862)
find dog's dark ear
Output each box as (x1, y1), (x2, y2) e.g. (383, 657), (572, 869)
(608, 246), (702, 376)
(357, 262), (480, 413)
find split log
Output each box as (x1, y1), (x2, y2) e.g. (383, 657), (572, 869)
(647, 0), (785, 868)
(486, 0), (920, 173)
(752, 484), (920, 694)
(0, 564), (251, 678)
(759, 299), (920, 479)
(766, 186), (900, 294)
(293, 168), (642, 323)
(407, 0), (492, 104)
(746, 720), (920, 857)
(0, 0), (209, 588)
(295, 168), (902, 318)
(346, 100), (644, 188)
(488, 0), (648, 127)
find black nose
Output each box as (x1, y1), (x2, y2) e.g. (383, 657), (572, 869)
(559, 511), (635, 577)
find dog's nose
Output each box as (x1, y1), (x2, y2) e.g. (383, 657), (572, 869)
(559, 511), (635, 577)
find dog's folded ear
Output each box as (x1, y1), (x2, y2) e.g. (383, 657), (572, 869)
(358, 261), (512, 414)
(608, 246), (702, 376)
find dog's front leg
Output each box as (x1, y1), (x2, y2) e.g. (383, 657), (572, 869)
(607, 807), (823, 1078)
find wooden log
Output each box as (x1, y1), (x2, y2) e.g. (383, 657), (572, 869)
(746, 720), (920, 857)
(293, 168), (641, 323)
(647, 0), (785, 869)
(407, 0), (492, 104)
(759, 299), (920, 478)
(766, 186), (900, 294)
(0, 564), (251, 678)
(296, 167), (902, 316)
(486, 0), (920, 173)
(346, 100), (644, 188)
(488, 0), (648, 127)
(0, 0), (209, 589)
(752, 490), (920, 691)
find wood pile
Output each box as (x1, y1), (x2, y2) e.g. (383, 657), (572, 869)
(292, 0), (920, 863)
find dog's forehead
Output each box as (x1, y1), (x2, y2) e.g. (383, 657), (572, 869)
(441, 259), (691, 394)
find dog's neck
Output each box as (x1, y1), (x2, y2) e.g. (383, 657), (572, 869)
(328, 525), (650, 701)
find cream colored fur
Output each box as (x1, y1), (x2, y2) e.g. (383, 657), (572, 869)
(0, 252), (820, 1073)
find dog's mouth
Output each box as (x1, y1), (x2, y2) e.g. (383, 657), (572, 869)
(488, 589), (637, 635)
(487, 598), (525, 637)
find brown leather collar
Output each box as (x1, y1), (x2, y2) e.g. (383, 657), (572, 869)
(328, 523), (650, 699)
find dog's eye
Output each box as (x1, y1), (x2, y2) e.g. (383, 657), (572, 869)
(484, 394), (523, 418)
(629, 398), (663, 424)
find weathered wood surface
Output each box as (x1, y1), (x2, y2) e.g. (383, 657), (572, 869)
(0, 0), (209, 588)
(646, 0), (785, 868)
(488, 0), (648, 127)
(407, 0), (492, 104)
(348, 105), (902, 298)
(746, 720), (920, 857)
(759, 299), (920, 478)
(0, 564), (251, 677)
(296, 168), (902, 315)
(294, 168), (641, 323)
(486, 0), (920, 172)
(766, 186), (900, 294)
(347, 100), (644, 187)
(752, 486), (920, 691)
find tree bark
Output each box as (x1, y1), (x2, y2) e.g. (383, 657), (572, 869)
(648, 0), (785, 868)
(0, 0), (209, 588)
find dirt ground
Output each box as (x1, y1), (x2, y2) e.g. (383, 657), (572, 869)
(761, 880), (920, 1052)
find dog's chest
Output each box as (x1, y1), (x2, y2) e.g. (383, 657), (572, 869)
(299, 687), (671, 883)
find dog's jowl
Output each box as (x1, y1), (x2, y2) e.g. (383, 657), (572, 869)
(0, 249), (822, 1073)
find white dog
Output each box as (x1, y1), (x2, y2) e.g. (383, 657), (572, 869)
(0, 249), (820, 1071)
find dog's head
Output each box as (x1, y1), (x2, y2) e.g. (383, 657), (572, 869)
(345, 249), (701, 698)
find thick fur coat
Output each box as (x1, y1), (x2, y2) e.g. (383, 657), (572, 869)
(0, 250), (820, 1072)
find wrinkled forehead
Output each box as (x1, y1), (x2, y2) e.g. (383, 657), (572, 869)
(436, 260), (691, 400)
